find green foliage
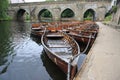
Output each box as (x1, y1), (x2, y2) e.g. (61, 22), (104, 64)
(106, 6), (117, 17)
(84, 9), (94, 21)
(0, 0), (9, 10)
(0, 16), (12, 21)
(0, 21), (11, 66)
(61, 9), (74, 18)
(104, 14), (112, 21)
(25, 14), (30, 20)
(84, 11), (93, 20)
(84, 17), (92, 21)
(84, 11), (93, 18)
(41, 10), (52, 17)
(84, 13), (93, 21)
(112, 6), (117, 13)
(0, 0), (9, 20)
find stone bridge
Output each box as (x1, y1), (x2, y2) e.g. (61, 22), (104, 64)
(8, 1), (111, 22)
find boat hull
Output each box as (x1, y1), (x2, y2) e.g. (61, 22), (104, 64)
(69, 34), (95, 44)
(31, 30), (44, 37)
(43, 47), (77, 80)
(68, 31), (98, 46)
(41, 31), (80, 80)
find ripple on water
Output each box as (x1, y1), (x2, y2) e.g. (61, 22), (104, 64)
(0, 21), (66, 80)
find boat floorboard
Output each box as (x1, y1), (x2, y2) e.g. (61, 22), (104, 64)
(47, 39), (72, 56)
(47, 39), (71, 48)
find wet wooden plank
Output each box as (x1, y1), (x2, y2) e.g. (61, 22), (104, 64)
(46, 34), (63, 38)
(48, 44), (70, 48)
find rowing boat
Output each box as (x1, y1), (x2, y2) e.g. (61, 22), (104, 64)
(41, 29), (81, 80)
(31, 23), (45, 37)
(67, 23), (99, 45)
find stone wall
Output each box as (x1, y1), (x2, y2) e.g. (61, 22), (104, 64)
(112, 2), (120, 25)
(8, 1), (110, 21)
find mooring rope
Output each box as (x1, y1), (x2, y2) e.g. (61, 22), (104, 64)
(81, 34), (92, 54)
(67, 59), (72, 80)
(66, 34), (93, 80)
(70, 33), (92, 62)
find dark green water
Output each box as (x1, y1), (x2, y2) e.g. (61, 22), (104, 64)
(0, 21), (66, 80)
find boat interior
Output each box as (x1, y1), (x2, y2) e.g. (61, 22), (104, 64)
(44, 32), (79, 62)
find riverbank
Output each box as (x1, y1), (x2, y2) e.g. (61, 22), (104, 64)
(75, 22), (120, 80)
(103, 21), (120, 32)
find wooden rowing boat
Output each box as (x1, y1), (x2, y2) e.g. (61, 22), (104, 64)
(67, 23), (99, 46)
(31, 23), (45, 37)
(67, 30), (96, 44)
(31, 29), (44, 37)
(41, 29), (81, 80)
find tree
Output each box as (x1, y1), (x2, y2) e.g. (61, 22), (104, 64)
(0, 0), (9, 20)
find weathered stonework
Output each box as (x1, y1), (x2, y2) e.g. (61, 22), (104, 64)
(8, 1), (111, 21)
(112, 2), (120, 25)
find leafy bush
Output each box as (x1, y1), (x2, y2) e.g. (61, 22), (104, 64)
(26, 14), (30, 20)
(104, 14), (112, 21)
(112, 6), (117, 13)
(84, 17), (92, 21)
(0, 0), (10, 20)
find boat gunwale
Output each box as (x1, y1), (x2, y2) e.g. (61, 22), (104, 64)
(41, 31), (80, 65)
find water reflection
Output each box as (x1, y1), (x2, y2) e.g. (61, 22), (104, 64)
(0, 21), (66, 80)
(0, 21), (14, 74)
(30, 35), (41, 46)
(41, 51), (66, 80)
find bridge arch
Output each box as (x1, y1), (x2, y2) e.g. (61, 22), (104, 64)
(16, 9), (30, 21)
(60, 8), (75, 21)
(83, 8), (96, 21)
(38, 9), (53, 22)
(61, 8), (75, 21)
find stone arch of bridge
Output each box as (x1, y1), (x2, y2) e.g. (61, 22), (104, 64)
(38, 8), (53, 22)
(83, 8), (96, 21)
(16, 8), (30, 21)
(61, 8), (75, 18)
(60, 8), (75, 21)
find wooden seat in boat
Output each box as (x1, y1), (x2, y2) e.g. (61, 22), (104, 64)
(46, 32), (63, 38)
(50, 47), (72, 55)
(46, 34), (63, 38)
(56, 52), (72, 56)
(32, 27), (42, 30)
(47, 39), (70, 48)
(48, 44), (70, 48)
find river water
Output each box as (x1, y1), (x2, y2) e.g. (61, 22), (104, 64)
(0, 21), (66, 80)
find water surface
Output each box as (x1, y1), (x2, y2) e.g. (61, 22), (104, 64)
(0, 21), (66, 80)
